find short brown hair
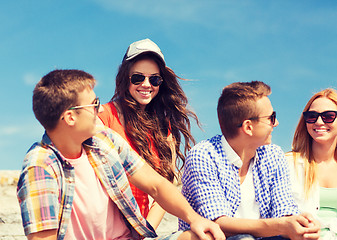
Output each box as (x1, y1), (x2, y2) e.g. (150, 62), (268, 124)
(33, 69), (96, 130)
(217, 81), (271, 139)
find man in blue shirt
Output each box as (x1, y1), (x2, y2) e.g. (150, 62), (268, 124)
(179, 81), (320, 240)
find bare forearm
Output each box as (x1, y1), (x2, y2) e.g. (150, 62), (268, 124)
(149, 177), (200, 225)
(28, 229), (58, 240)
(215, 215), (320, 240)
(146, 200), (166, 230)
(130, 164), (201, 225)
(130, 164), (226, 240)
(215, 216), (283, 237)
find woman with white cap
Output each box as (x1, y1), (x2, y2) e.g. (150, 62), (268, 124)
(98, 38), (200, 229)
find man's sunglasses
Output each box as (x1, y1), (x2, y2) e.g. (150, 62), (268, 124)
(68, 97), (100, 112)
(302, 110), (337, 124)
(238, 111), (276, 127)
(130, 74), (163, 87)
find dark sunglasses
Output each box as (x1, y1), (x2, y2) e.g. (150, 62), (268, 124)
(238, 111), (276, 127)
(303, 110), (337, 124)
(130, 74), (163, 87)
(68, 97), (100, 112)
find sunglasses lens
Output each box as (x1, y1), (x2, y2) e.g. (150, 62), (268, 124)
(303, 111), (337, 124)
(303, 112), (318, 123)
(95, 98), (100, 111)
(322, 111), (337, 123)
(130, 74), (163, 86)
(130, 74), (145, 85)
(149, 76), (163, 87)
(270, 112), (276, 125)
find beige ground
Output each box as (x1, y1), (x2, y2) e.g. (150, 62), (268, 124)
(0, 170), (178, 239)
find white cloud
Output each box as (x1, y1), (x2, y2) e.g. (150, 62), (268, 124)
(88, 0), (254, 29)
(23, 72), (40, 86)
(0, 126), (20, 136)
(88, 0), (337, 38)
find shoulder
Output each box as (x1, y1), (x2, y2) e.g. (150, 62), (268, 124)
(92, 125), (127, 148)
(18, 141), (63, 189)
(255, 144), (288, 169)
(257, 144), (284, 158)
(185, 135), (225, 170)
(23, 142), (60, 170)
(285, 151), (305, 164)
(188, 135), (222, 156)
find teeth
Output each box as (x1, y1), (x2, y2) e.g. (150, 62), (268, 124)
(139, 91), (150, 95)
(314, 129), (328, 132)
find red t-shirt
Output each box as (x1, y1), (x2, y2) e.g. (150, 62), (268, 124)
(98, 102), (161, 217)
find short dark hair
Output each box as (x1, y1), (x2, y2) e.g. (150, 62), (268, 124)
(217, 81), (271, 139)
(33, 69), (95, 130)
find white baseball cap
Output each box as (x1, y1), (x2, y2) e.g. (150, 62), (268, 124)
(122, 38), (165, 64)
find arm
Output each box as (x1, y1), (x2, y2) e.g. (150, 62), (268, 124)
(146, 200), (166, 230)
(214, 146), (319, 239)
(17, 160), (60, 239)
(129, 163), (225, 240)
(215, 214), (320, 239)
(268, 146), (300, 217)
(109, 131), (223, 239)
(145, 133), (177, 229)
(27, 229), (57, 240)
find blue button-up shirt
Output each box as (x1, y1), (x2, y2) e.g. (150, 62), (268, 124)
(179, 134), (299, 230)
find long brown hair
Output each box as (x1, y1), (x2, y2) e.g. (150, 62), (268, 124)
(112, 52), (200, 182)
(292, 88), (337, 197)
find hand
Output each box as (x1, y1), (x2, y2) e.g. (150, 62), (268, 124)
(299, 212), (320, 240)
(281, 214), (320, 240)
(189, 216), (225, 240)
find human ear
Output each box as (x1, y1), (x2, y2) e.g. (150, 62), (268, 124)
(241, 120), (254, 136)
(61, 110), (76, 126)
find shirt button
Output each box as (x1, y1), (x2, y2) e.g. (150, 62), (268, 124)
(66, 204), (71, 209)
(60, 228), (65, 233)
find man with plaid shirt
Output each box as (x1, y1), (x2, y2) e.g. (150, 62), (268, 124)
(179, 81), (320, 240)
(17, 69), (224, 240)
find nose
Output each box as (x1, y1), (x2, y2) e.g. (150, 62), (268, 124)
(315, 115), (325, 124)
(140, 77), (151, 87)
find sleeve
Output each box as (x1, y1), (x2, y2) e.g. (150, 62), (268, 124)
(285, 152), (319, 215)
(105, 128), (144, 177)
(17, 154), (60, 236)
(269, 146), (299, 217)
(181, 143), (232, 223)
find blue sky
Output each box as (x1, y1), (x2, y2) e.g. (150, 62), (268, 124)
(1, 0), (337, 170)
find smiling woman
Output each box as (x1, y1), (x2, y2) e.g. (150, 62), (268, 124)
(286, 88), (337, 239)
(127, 59), (160, 110)
(98, 38), (200, 229)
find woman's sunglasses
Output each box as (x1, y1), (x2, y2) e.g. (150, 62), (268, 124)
(130, 74), (163, 87)
(303, 110), (337, 124)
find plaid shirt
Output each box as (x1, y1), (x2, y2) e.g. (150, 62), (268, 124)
(17, 126), (159, 240)
(179, 134), (299, 231)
